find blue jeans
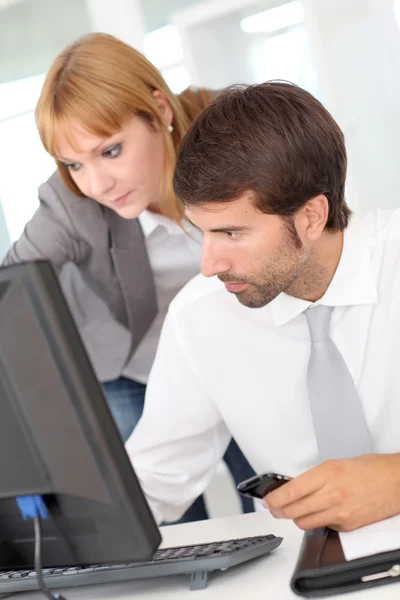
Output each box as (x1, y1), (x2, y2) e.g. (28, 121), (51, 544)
(102, 376), (255, 522)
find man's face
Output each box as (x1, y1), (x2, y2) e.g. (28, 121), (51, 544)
(187, 193), (312, 308)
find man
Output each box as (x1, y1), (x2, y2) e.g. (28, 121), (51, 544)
(126, 82), (400, 532)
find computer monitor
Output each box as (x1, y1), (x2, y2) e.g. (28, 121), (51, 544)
(0, 261), (161, 569)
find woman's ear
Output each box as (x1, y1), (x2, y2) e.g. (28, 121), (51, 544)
(152, 90), (173, 128)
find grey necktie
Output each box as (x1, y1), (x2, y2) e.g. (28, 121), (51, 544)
(305, 305), (372, 461)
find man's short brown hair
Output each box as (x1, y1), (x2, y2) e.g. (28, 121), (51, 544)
(173, 81), (351, 231)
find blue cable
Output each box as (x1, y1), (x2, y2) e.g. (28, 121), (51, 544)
(16, 495), (48, 520)
(16, 495), (65, 600)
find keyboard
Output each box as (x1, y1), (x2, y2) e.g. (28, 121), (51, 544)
(0, 533), (282, 592)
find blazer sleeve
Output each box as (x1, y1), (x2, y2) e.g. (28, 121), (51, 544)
(1, 176), (90, 271)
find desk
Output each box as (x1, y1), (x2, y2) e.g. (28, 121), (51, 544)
(14, 513), (400, 599)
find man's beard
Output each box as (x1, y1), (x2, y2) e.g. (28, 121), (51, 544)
(219, 218), (310, 309)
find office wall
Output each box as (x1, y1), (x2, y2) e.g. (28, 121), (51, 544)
(302, 0), (400, 213)
(180, 16), (258, 89)
(141, 0), (200, 31)
(85, 0), (146, 51)
(0, 200), (11, 260)
(0, 0), (90, 83)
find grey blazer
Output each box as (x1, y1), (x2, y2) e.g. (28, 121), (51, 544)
(1, 172), (157, 381)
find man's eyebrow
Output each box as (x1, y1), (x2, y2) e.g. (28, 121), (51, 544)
(186, 216), (252, 233)
(185, 215), (251, 233)
(209, 225), (251, 233)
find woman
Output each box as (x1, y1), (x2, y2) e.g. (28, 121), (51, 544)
(2, 33), (254, 521)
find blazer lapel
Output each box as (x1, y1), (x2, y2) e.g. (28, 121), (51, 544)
(104, 208), (157, 353)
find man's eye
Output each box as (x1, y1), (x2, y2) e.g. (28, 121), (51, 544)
(102, 143), (122, 159)
(224, 231), (241, 239)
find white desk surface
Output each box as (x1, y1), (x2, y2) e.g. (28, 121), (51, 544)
(14, 512), (400, 600)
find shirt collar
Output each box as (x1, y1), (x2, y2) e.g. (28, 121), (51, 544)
(138, 210), (184, 238)
(269, 215), (378, 327)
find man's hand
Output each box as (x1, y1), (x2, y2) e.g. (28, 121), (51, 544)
(265, 454), (400, 531)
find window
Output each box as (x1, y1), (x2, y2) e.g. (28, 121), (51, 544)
(240, 1), (320, 99)
(0, 74), (55, 242)
(394, 0), (400, 30)
(143, 25), (190, 93)
(241, 1), (304, 33)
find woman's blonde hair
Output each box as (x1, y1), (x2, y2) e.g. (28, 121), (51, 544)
(35, 32), (215, 221)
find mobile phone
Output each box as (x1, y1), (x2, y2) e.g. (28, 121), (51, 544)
(237, 472), (292, 499)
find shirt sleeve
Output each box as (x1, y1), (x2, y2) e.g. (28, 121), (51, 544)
(125, 309), (231, 524)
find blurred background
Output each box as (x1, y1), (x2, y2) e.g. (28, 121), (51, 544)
(1, 0), (400, 259)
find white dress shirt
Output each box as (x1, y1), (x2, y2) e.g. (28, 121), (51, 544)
(126, 209), (400, 523)
(122, 210), (202, 383)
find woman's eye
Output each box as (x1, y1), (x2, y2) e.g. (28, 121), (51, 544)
(64, 162), (81, 173)
(103, 143), (122, 159)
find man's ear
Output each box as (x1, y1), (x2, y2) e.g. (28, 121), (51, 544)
(303, 195), (329, 241)
(152, 90), (174, 128)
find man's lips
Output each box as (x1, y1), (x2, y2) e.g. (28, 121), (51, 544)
(224, 282), (247, 292)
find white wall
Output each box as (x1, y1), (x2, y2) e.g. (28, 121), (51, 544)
(0, 0), (90, 83)
(302, 0), (400, 214)
(179, 16), (258, 89)
(85, 0), (146, 51)
(141, 0), (203, 31)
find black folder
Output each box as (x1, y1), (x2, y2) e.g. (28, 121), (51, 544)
(291, 526), (400, 597)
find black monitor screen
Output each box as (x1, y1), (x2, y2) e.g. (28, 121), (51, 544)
(0, 261), (161, 569)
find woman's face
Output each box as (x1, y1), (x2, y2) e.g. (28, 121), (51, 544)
(56, 110), (171, 219)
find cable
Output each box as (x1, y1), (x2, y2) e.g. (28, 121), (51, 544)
(33, 516), (67, 600)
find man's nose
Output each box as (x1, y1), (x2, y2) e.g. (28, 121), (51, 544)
(201, 243), (231, 278)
